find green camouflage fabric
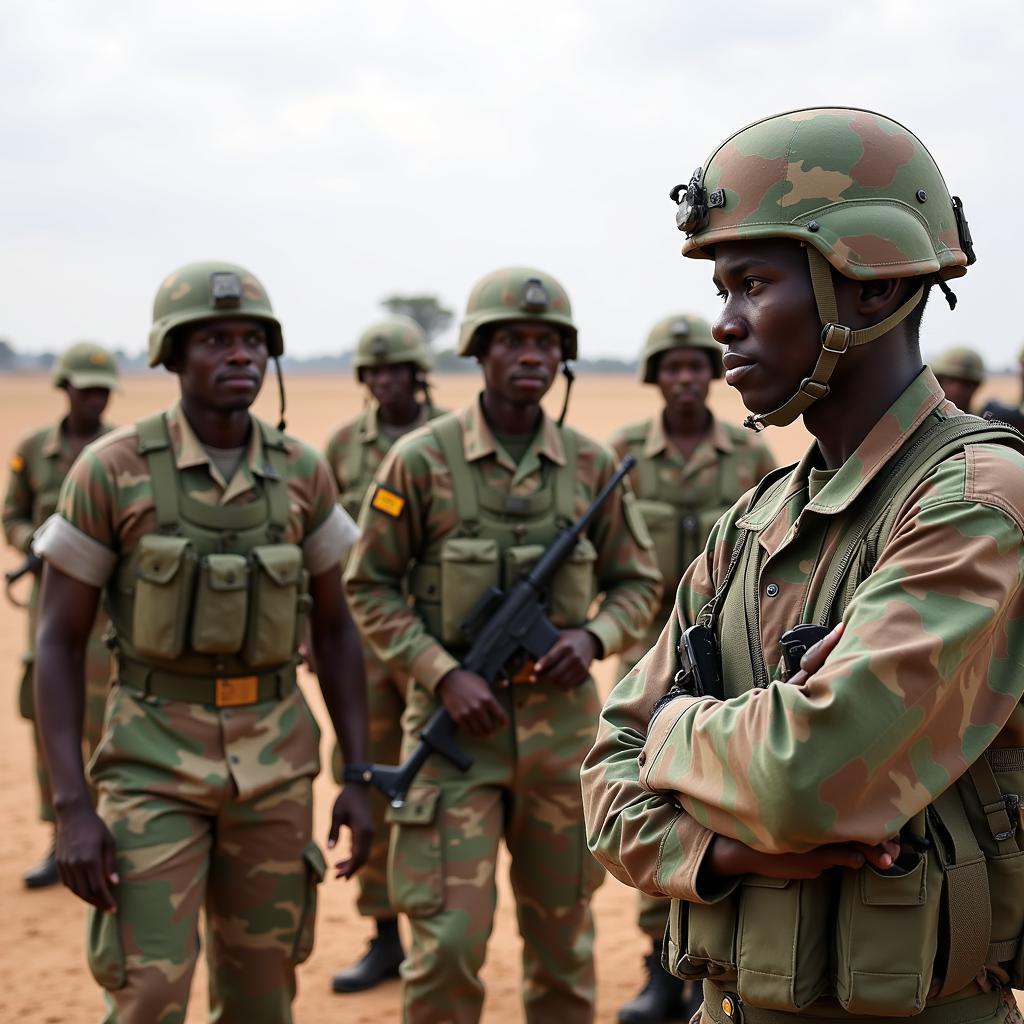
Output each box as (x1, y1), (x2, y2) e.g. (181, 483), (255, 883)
(53, 342), (120, 391)
(932, 346), (985, 384)
(582, 370), (1024, 1018)
(3, 418), (114, 822)
(679, 107), (972, 282)
(47, 403), (337, 1023)
(638, 313), (722, 383)
(352, 316), (433, 375)
(345, 399), (661, 1023)
(324, 399), (444, 920)
(608, 413), (774, 940)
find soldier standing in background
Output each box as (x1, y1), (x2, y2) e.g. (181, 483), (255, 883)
(345, 266), (662, 1024)
(584, 107), (1024, 1024)
(609, 314), (774, 1024)
(931, 345), (985, 412)
(325, 315), (446, 994)
(3, 342), (119, 889)
(32, 261), (372, 1024)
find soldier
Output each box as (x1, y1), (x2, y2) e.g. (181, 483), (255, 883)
(3, 342), (119, 889)
(345, 266), (662, 1024)
(325, 315), (445, 993)
(932, 345), (985, 411)
(32, 261), (373, 1024)
(583, 108), (1024, 1024)
(609, 314), (774, 1024)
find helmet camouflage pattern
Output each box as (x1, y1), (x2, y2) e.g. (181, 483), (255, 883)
(458, 266), (577, 359)
(671, 107), (976, 430)
(639, 313), (721, 383)
(148, 260), (283, 368)
(353, 316), (433, 378)
(932, 346), (985, 384)
(53, 341), (120, 391)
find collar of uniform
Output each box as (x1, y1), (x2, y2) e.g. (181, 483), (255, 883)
(643, 412), (732, 460)
(803, 367), (946, 516)
(461, 395), (566, 470)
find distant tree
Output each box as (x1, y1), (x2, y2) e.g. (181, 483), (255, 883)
(37, 351), (56, 370)
(433, 348), (472, 373)
(379, 294), (453, 346)
(0, 338), (15, 370)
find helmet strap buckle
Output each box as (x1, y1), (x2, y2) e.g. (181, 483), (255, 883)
(820, 323), (852, 355)
(799, 378), (830, 401)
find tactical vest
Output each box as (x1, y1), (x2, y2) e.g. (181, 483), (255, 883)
(29, 434), (66, 528)
(106, 413), (309, 703)
(667, 415), (1024, 1019)
(618, 419), (742, 594)
(408, 414), (597, 650)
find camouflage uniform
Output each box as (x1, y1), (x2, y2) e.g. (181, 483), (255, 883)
(345, 397), (661, 1024)
(34, 264), (357, 1024)
(4, 418), (114, 823)
(583, 109), (1024, 1024)
(324, 396), (444, 922)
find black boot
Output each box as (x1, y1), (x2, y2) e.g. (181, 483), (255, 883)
(618, 949), (693, 1024)
(331, 918), (404, 993)
(23, 839), (59, 890)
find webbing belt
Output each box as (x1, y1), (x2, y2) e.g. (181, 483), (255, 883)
(117, 656), (297, 707)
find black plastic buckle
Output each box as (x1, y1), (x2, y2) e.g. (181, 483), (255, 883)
(951, 196), (976, 265)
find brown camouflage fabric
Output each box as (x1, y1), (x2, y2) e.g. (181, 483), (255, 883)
(48, 403), (337, 1023)
(3, 418), (114, 822)
(583, 370), (1024, 1020)
(345, 398), (661, 1023)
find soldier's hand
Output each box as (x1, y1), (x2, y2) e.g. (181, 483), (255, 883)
(532, 629), (601, 690)
(327, 785), (374, 879)
(706, 834), (901, 880)
(437, 668), (508, 736)
(55, 802), (119, 912)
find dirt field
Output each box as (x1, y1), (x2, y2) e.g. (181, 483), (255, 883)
(0, 370), (1018, 1022)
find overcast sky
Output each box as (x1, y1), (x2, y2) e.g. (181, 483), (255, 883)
(2, 1), (1021, 364)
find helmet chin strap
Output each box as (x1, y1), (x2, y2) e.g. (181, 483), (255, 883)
(742, 247), (925, 431)
(274, 356), (287, 431)
(557, 361), (575, 426)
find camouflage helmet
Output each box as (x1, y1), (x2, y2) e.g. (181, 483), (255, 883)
(457, 266), (577, 359)
(148, 260), (283, 368)
(53, 342), (120, 391)
(932, 346), (985, 384)
(672, 107), (975, 430)
(353, 316), (433, 379)
(639, 313), (721, 383)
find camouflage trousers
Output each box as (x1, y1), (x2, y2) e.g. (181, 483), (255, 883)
(84, 684), (324, 1024)
(331, 646), (407, 920)
(389, 678), (606, 1024)
(21, 611), (111, 823)
(614, 650), (671, 944)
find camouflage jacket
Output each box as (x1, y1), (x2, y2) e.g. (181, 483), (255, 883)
(609, 413), (775, 641)
(345, 397), (663, 692)
(582, 369), (1024, 903)
(4, 418), (114, 554)
(324, 402), (444, 523)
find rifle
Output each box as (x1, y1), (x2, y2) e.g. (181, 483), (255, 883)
(4, 553), (41, 608)
(981, 400), (1024, 433)
(352, 454), (637, 808)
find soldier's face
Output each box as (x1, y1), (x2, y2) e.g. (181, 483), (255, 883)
(935, 375), (979, 412)
(175, 318), (268, 411)
(656, 348), (714, 414)
(478, 322), (563, 406)
(65, 385), (110, 425)
(362, 363), (417, 408)
(711, 239), (822, 415)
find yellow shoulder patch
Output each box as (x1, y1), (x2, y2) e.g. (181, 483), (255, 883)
(9, 454), (24, 473)
(371, 484), (406, 518)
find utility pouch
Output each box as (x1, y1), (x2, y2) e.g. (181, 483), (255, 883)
(549, 536), (598, 628)
(386, 783), (444, 917)
(637, 499), (680, 582)
(439, 537), (499, 647)
(735, 875), (830, 1011)
(292, 841), (326, 964)
(668, 893), (739, 983)
(191, 553), (249, 654)
(504, 544), (545, 587)
(86, 907), (126, 991)
(835, 841), (941, 1016)
(131, 534), (196, 660)
(244, 544), (304, 668)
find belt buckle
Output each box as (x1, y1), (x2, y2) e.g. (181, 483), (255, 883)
(508, 659), (537, 686)
(216, 676), (259, 707)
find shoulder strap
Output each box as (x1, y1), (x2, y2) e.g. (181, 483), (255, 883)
(811, 416), (1023, 625)
(343, 413), (369, 493)
(256, 420), (291, 535)
(553, 427), (578, 526)
(430, 414), (479, 525)
(136, 413), (179, 532)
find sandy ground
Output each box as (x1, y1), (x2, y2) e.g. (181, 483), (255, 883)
(0, 370), (1018, 1023)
